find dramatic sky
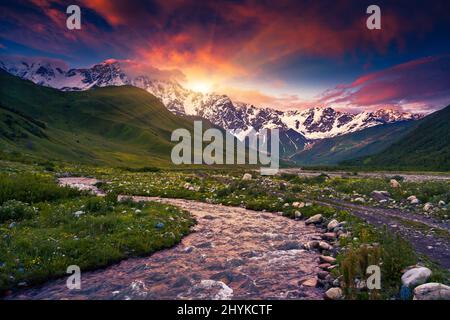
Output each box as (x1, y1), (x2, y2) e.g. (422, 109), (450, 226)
(1, 0), (450, 113)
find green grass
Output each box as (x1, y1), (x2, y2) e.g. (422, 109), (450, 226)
(0, 173), (81, 205)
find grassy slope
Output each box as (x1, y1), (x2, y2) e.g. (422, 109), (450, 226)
(291, 121), (418, 165)
(0, 70), (195, 167)
(343, 105), (450, 171)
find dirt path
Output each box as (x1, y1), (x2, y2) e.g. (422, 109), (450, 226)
(312, 199), (450, 270)
(280, 169), (450, 182)
(7, 198), (325, 300)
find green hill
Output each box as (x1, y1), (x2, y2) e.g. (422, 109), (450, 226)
(0, 70), (196, 167)
(291, 120), (418, 165)
(342, 105), (450, 171)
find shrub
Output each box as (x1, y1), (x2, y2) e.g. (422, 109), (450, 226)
(121, 166), (160, 173)
(84, 197), (112, 214)
(0, 173), (81, 204)
(340, 244), (381, 299)
(0, 200), (35, 223)
(379, 229), (416, 286)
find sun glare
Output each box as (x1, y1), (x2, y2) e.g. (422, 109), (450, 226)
(188, 81), (212, 94)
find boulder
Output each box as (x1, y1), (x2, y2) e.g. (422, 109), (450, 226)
(324, 287), (343, 300)
(305, 214), (323, 225)
(423, 203), (433, 212)
(294, 211), (302, 220)
(242, 173), (252, 181)
(354, 197), (365, 203)
(438, 200), (446, 207)
(401, 267), (432, 287)
(390, 179), (401, 188)
(371, 191), (391, 201)
(327, 219), (339, 230)
(413, 283), (450, 300)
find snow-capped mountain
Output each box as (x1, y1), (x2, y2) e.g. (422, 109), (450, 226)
(0, 57), (423, 154)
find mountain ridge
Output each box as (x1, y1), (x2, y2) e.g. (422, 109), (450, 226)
(342, 104), (450, 171)
(0, 69), (196, 166)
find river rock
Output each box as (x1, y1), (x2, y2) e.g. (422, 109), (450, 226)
(305, 214), (323, 225)
(320, 255), (336, 264)
(292, 202), (305, 208)
(324, 287), (343, 300)
(407, 195), (420, 204)
(301, 278), (318, 287)
(319, 241), (333, 251)
(423, 203), (433, 212)
(401, 267), (432, 287)
(413, 283), (450, 300)
(304, 240), (320, 250)
(319, 263), (331, 270)
(371, 191), (391, 201)
(322, 232), (336, 240)
(327, 219), (339, 230)
(317, 271), (329, 280)
(390, 179), (401, 188)
(354, 197), (365, 203)
(242, 173), (252, 181)
(188, 280), (234, 300)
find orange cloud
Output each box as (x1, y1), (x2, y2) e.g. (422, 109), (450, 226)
(220, 86), (314, 110)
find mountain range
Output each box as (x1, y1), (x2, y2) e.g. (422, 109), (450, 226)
(2, 56), (439, 167)
(0, 58), (422, 141)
